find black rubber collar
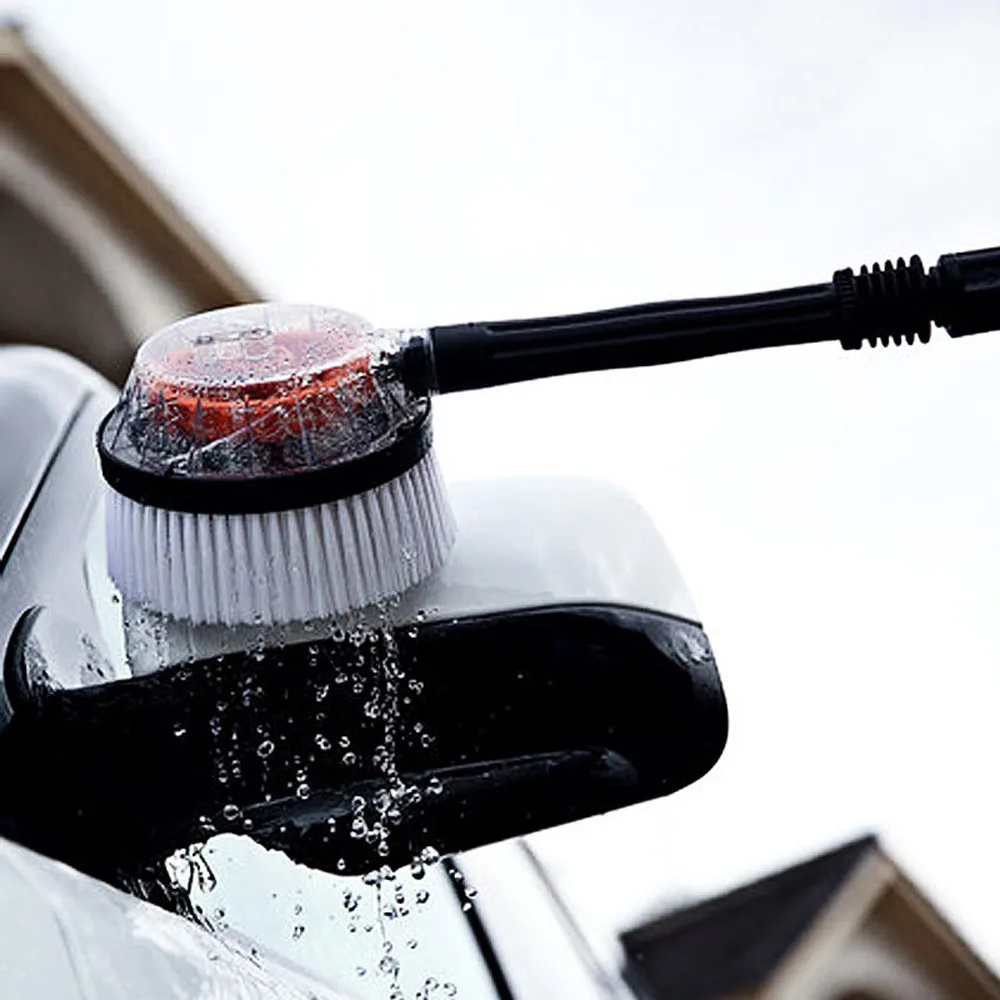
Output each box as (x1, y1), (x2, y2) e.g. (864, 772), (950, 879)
(97, 407), (434, 515)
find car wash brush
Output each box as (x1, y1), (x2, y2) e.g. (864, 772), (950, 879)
(99, 245), (1000, 630)
(98, 304), (454, 627)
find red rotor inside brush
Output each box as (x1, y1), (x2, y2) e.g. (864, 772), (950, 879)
(140, 328), (379, 445)
(102, 304), (422, 482)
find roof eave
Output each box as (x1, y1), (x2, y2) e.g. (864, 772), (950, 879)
(0, 26), (260, 309)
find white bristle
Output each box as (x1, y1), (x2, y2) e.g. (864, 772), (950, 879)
(106, 450), (456, 626)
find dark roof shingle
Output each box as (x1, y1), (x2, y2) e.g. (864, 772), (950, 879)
(621, 835), (878, 1000)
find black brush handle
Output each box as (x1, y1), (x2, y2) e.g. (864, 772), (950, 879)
(415, 247), (1000, 394)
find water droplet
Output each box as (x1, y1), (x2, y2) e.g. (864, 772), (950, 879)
(315, 734), (331, 751)
(416, 889), (430, 904)
(465, 886), (478, 899)
(407, 938), (418, 950)
(222, 804), (241, 822)
(342, 751), (357, 766)
(338, 734), (351, 749)
(420, 846), (440, 865)
(343, 891), (359, 912)
(379, 955), (399, 976)
(326, 816), (337, 831)
(444, 984), (457, 997)
(377, 840), (390, 857)
(212, 908), (226, 921)
(421, 733), (434, 748)
(336, 858), (347, 872)
(173, 723), (187, 737)
(292, 924), (305, 940)
(242, 817), (253, 830)
(256, 739), (275, 759)
(356, 966), (367, 978)
(293, 902), (303, 915)
(427, 777), (443, 795)
(295, 783), (310, 799)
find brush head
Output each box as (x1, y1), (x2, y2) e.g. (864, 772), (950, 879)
(99, 304), (427, 507)
(99, 304), (454, 628)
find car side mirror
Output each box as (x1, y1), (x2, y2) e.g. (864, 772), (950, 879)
(0, 600), (725, 885)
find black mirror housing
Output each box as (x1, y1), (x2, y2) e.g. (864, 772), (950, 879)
(0, 604), (726, 886)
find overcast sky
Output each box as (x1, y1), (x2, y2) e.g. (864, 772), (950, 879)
(13, 0), (1000, 972)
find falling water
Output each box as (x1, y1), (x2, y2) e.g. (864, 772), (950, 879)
(152, 604), (475, 1000)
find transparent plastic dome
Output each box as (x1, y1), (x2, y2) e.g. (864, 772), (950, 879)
(99, 304), (426, 481)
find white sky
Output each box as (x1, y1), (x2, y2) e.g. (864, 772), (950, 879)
(12, 0), (1000, 973)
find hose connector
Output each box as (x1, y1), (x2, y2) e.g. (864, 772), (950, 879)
(834, 256), (933, 349)
(935, 248), (1000, 338)
(836, 247), (1000, 350)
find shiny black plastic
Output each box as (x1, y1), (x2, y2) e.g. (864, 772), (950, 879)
(0, 605), (726, 886)
(424, 245), (1000, 393)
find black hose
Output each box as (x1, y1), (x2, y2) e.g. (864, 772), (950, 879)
(417, 246), (1000, 394)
